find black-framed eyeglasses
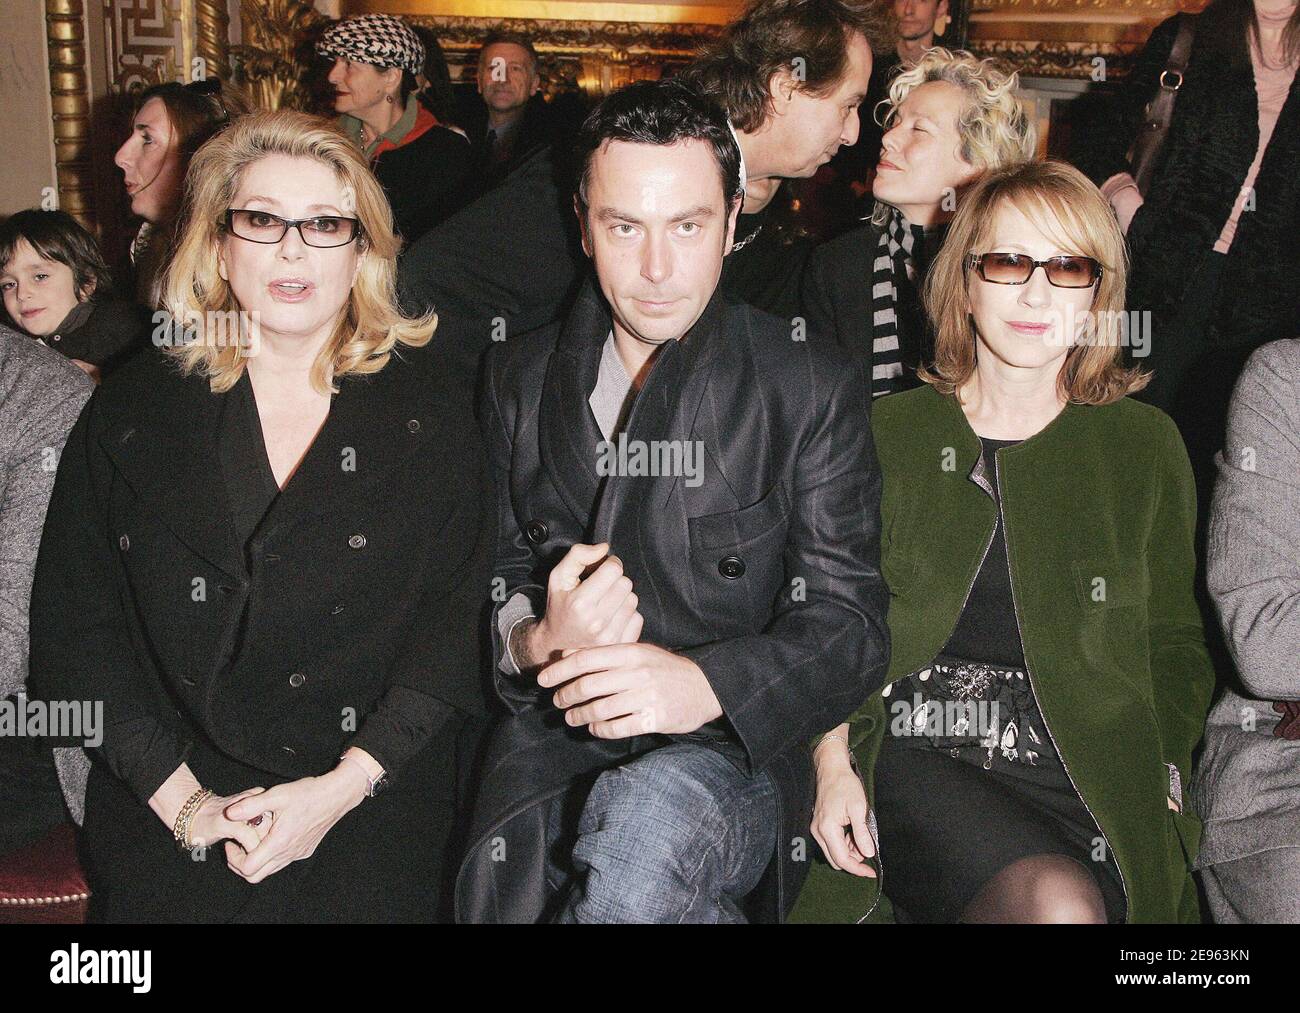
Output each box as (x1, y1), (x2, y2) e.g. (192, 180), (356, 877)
(223, 209), (362, 248)
(966, 252), (1103, 289)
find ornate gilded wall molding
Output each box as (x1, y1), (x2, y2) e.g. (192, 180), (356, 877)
(346, 0), (739, 27)
(230, 0), (330, 111)
(105, 0), (185, 95)
(47, 0), (96, 230)
(968, 39), (1142, 78)
(410, 15), (721, 96)
(193, 0), (231, 81)
(969, 0), (1204, 77)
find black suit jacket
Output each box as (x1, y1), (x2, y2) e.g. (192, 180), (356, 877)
(456, 90), (563, 200)
(801, 220), (940, 408)
(28, 340), (493, 806)
(455, 280), (890, 922)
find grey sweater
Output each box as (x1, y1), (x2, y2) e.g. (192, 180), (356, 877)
(1191, 338), (1300, 867)
(0, 325), (94, 821)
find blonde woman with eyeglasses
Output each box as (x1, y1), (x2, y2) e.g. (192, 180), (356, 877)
(29, 110), (493, 923)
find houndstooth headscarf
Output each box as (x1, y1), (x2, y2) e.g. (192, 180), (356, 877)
(317, 13), (425, 75)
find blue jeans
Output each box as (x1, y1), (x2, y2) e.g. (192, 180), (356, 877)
(553, 742), (778, 923)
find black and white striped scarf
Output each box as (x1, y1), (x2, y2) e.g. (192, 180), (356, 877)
(871, 208), (920, 398)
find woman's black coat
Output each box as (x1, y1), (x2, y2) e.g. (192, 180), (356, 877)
(28, 339), (493, 921)
(373, 123), (473, 246)
(1078, 10), (1300, 359)
(800, 220), (939, 407)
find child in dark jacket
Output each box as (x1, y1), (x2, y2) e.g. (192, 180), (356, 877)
(1, 209), (151, 382)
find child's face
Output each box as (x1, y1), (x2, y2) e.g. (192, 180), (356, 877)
(1, 240), (84, 337)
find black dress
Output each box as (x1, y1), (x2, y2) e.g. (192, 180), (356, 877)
(873, 437), (1128, 923)
(78, 372), (467, 923)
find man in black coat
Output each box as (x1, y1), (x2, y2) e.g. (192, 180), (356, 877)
(399, 0), (894, 383)
(455, 80), (889, 923)
(453, 31), (582, 204)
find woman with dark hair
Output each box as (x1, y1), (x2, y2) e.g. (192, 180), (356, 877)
(0, 210), (151, 381)
(410, 25), (465, 136)
(114, 78), (249, 306)
(1080, 0), (1299, 510)
(317, 13), (471, 245)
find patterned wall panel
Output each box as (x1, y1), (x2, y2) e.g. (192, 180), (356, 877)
(104, 0), (186, 95)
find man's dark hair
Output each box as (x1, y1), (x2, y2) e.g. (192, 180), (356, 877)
(477, 31), (541, 74)
(0, 208), (111, 301)
(680, 0), (894, 132)
(574, 79), (743, 213)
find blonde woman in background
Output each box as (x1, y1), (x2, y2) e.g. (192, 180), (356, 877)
(29, 110), (493, 923)
(801, 48), (1036, 405)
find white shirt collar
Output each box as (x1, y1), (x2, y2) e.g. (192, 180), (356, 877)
(727, 120), (748, 199)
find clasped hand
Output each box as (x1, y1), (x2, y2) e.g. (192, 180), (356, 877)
(531, 543), (723, 738)
(188, 766), (367, 884)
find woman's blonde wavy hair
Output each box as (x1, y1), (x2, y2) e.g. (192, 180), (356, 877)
(159, 109), (435, 394)
(870, 48), (1036, 226)
(919, 159), (1150, 406)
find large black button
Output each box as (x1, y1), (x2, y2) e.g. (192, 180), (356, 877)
(525, 520), (548, 545)
(118, 534), (130, 551)
(718, 555), (746, 580)
(288, 672), (306, 688)
(406, 418), (421, 433)
(348, 533), (366, 550)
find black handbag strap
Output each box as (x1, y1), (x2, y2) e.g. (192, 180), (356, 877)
(1129, 14), (1198, 196)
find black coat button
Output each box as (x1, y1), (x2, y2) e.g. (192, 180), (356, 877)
(118, 534), (130, 551)
(281, 745), (296, 756)
(406, 418), (421, 433)
(718, 555), (745, 579)
(348, 534), (366, 550)
(288, 672), (306, 688)
(525, 520), (548, 545)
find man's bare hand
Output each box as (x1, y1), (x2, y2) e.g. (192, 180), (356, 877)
(538, 643), (722, 739)
(524, 542), (642, 666)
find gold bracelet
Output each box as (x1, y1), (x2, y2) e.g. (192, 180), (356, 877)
(173, 788), (212, 850)
(817, 733), (850, 750)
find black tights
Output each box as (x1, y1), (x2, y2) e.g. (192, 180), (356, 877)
(961, 854), (1107, 924)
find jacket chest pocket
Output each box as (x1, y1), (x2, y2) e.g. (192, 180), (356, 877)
(1071, 557), (1150, 611)
(687, 484), (791, 621)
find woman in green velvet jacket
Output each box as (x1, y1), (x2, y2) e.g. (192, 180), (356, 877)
(792, 161), (1216, 924)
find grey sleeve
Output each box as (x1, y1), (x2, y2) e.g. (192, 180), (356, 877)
(0, 375), (91, 698)
(1207, 340), (1300, 701)
(495, 590), (539, 676)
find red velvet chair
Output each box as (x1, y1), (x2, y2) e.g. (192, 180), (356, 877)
(0, 823), (89, 923)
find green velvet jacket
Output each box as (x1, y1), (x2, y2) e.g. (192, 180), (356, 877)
(790, 385), (1217, 924)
